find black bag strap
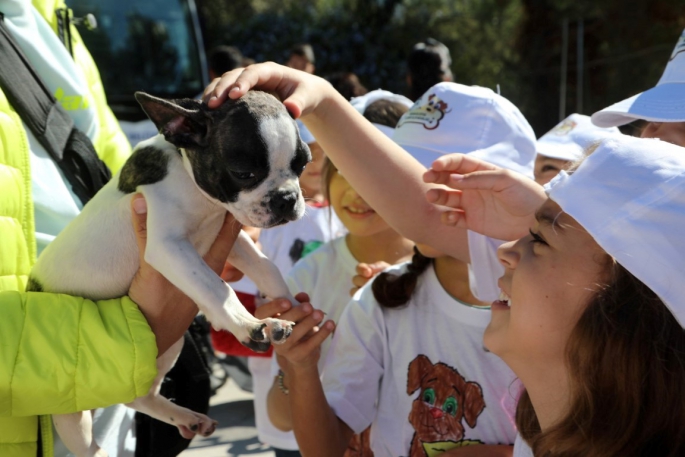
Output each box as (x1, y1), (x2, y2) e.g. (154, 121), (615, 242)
(0, 12), (110, 205)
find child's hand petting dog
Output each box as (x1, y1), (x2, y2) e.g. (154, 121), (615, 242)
(128, 193), (241, 354)
(255, 293), (335, 372)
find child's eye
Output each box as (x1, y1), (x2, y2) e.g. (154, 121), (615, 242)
(529, 229), (548, 246)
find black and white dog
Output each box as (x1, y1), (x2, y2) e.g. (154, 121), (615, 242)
(29, 91), (310, 457)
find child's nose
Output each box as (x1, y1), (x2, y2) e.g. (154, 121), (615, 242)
(497, 239), (520, 269)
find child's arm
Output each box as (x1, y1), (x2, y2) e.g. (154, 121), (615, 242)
(204, 64), (472, 263)
(255, 295), (353, 456)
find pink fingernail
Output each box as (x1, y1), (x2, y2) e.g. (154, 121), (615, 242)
(133, 198), (147, 214)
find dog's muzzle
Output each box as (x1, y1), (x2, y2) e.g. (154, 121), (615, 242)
(268, 190), (301, 224)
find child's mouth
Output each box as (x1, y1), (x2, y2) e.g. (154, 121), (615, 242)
(493, 291), (511, 308)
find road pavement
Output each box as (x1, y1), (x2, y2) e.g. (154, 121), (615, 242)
(183, 378), (275, 457)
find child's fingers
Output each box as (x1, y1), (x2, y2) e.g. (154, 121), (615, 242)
(276, 309), (325, 350)
(288, 320), (335, 360)
(355, 263), (373, 277)
(254, 298), (293, 319)
(352, 274), (370, 289)
(429, 153), (498, 174)
(277, 302), (316, 324)
(130, 193), (148, 256)
(440, 210), (467, 227)
(426, 188), (463, 209)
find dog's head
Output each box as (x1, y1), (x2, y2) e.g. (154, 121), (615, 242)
(407, 355), (485, 444)
(135, 91), (310, 228)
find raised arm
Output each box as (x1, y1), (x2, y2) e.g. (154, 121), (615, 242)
(204, 63), (471, 262)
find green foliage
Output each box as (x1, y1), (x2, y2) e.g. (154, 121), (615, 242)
(197, 0), (685, 134)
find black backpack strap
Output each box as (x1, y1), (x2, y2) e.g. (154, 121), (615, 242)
(0, 12), (110, 204)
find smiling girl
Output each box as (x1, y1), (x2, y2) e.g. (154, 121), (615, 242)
(424, 136), (685, 455)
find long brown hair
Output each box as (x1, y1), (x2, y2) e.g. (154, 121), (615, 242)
(516, 262), (685, 456)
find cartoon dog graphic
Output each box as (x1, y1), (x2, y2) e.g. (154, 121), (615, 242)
(406, 355), (485, 457)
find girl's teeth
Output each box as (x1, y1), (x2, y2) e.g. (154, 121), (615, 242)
(498, 291), (510, 306)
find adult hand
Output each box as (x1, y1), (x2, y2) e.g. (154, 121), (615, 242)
(127, 193), (242, 354)
(202, 62), (331, 119)
(423, 154), (546, 241)
(220, 226), (261, 283)
(350, 261), (390, 296)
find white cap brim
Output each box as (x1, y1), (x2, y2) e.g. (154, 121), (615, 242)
(397, 143), (443, 168)
(592, 83), (685, 127)
(536, 143), (583, 162)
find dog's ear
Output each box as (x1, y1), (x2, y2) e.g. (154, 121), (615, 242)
(462, 381), (486, 428)
(407, 354), (434, 395)
(135, 92), (207, 148)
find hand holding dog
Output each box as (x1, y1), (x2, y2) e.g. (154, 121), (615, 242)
(423, 154), (546, 241)
(128, 193), (241, 354)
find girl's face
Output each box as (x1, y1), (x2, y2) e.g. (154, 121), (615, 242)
(328, 169), (391, 236)
(484, 199), (608, 372)
(534, 155), (571, 186)
(299, 142), (326, 198)
(641, 122), (685, 146)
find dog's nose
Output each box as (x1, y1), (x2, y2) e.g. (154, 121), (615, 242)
(269, 191), (299, 221)
(430, 407), (444, 419)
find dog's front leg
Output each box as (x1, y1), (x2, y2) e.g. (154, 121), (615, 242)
(227, 230), (296, 305)
(139, 187), (292, 348)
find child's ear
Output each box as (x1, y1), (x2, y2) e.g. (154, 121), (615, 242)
(407, 354), (433, 395)
(134, 92), (208, 148)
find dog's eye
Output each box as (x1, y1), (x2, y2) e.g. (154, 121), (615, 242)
(422, 388), (436, 406)
(443, 396), (458, 417)
(233, 171), (255, 180)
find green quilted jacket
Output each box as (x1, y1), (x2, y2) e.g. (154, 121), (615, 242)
(0, 1), (157, 455)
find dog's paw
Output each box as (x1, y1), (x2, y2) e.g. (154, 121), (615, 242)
(265, 318), (294, 344)
(241, 339), (272, 353)
(175, 411), (218, 439)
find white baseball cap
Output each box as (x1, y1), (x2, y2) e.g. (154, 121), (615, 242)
(297, 119), (316, 144)
(547, 135), (685, 328)
(392, 82), (537, 177)
(592, 29), (685, 127)
(350, 89), (414, 138)
(537, 114), (621, 162)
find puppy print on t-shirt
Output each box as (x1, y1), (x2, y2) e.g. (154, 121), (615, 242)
(406, 355), (485, 457)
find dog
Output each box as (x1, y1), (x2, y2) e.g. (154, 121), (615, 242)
(28, 90), (310, 457)
(406, 355), (486, 457)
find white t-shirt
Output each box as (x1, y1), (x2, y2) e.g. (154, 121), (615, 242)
(250, 209), (345, 450)
(259, 205), (346, 277)
(513, 434), (534, 457)
(321, 262), (518, 457)
(285, 235), (359, 371)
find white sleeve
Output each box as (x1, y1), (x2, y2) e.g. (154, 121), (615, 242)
(320, 288), (385, 434)
(285, 255), (318, 298)
(513, 434), (534, 457)
(467, 231), (505, 302)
